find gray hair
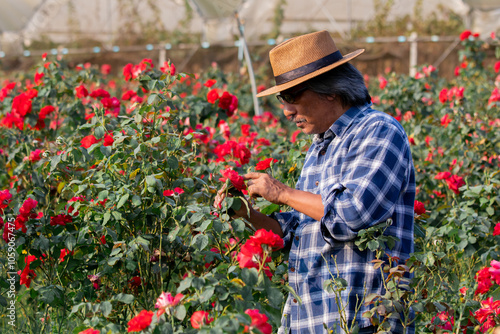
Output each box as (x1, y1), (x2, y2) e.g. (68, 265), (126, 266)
(304, 63), (371, 108)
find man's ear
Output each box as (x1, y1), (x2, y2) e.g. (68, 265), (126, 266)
(326, 94), (336, 101)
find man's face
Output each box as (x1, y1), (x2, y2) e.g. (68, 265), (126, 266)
(280, 88), (339, 135)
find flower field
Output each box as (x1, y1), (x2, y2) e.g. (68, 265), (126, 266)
(0, 31), (499, 333)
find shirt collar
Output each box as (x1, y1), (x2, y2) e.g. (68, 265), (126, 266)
(314, 102), (372, 141)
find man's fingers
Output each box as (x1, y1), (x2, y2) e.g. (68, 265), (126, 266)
(243, 172), (263, 180)
(247, 185), (262, 199)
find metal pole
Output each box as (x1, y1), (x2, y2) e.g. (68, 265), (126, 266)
(409, 32), (418, 77)
(347, 0), (352, 39)
(235, 12), (261, 116)
(159, 48), (166, 66)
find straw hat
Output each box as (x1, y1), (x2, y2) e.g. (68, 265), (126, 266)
(256, 30), (364, 97)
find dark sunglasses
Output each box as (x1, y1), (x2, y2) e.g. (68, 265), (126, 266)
(276, 86), (308, 104)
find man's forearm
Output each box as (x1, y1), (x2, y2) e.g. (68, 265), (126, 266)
(282, 188), (324, 222)
(246, 209), (284, 238)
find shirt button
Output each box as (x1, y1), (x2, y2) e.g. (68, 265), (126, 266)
(290, 267), (295, 272)
(295, 235), (299, 241)
(315, 181), (319, 186)
(320, 149), (326, 155)
(293, 298), (297, 303)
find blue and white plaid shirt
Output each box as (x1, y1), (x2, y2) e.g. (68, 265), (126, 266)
(272, 103), (415, 334)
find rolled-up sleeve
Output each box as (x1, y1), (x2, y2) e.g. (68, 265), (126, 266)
(270, 210), (300, 248)
(320, 122), (410, 243)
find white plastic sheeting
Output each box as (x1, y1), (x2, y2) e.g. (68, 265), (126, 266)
(0, 0), (499, 48)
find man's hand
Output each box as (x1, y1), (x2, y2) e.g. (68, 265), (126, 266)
(245, 172), (325, 222)
(244, 172), (291, 205)
(213, 184), (253, 219)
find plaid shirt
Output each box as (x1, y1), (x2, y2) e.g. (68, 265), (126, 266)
(272, 103), (415, 334)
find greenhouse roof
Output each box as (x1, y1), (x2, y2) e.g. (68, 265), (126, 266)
(0, 0), (41, 33)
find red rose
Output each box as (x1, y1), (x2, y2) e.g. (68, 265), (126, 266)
(50, 214), (73, 226)
(439, 88), (448, 104)
(253, 229), (284, 250)
(127, 310), (154, 333)
(234, 144), (251, 165)
(190, 310), (213, 329)
(445, 174), (465, 194)
(101, 64), (111, 75)
(493, 222), (500, 236)
(123, 63), (134, 81)
(103, 134), (114, 146)
(89, 89), (110, 99)
(18, 265), (36, 288)
(435, 172), (451, 180)
(207, 89), (219, 104)
(78, 328), (100, 334)
(121, 90), (137, 100)
(414, 201), (426, 215)
(218, 91), (233, 110)
(378, 76), (387, 89)
(494, 61), (500, 73)
(78, 327), (101, 334)
(460, 30), (472, 41)
(39, 105), (55, 120)
(245, 309), (272, 334)
(220, 168), (246, 191)
(255, 158), (278, 171)
(440, 114), (452, 128)
(204, 79), (216, 87)
(80, 135), (101, 149)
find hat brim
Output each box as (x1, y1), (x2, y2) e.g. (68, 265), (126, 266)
(256, 49), (365, 98)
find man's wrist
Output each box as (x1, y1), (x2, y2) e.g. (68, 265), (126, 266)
(278, 186), (293, 206)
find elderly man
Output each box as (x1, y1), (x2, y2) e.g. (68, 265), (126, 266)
(215, 30), (415, 333)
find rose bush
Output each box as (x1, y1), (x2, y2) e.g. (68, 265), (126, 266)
(0, 30), (498, 333)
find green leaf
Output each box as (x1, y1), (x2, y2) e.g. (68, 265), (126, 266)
(100, 301), (112, 317)
(177, 277), (193, 293)
(135, 236), (150, 252)
(95, 126), (105, 139)
(98, 190), (109, 202)
(38, 285), (62, 305)
(108, 256), (121, 266)
(50, 155), (61, 172)
(167, 156), (179, 170)
(0, 295), (7, 307)
(146, 175), (156, 187)
(100, 145), (112, 157)
(194, 220), (212, 232)
(174, 304), (186, 321)
(190, 212), (205, 224)
(191, 233), (209, 251)
(69, 302), (86, 316)
(112, 211), (122, 221)
(230, 198), (242, 211)
(231, 219), (245, 234)
(131, 195), (142, 207)
(112, 293), (134, 304)
(260, 203), (280, 215)
(265, 282), (283, 307)
(65, 235), (76, 251)
(126, 260), (137, 272)
(486, 206), (494, 216)
(367, 240), (380, 252)
(103, 212), (111, 226)
(241, 268), (258, 286)
(199, 287), (215, 303)
(148, 94), (159, 105)
(117, 193), (129, 209)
